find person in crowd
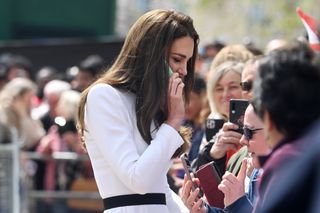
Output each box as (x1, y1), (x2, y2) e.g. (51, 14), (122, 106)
(0, 77), (45, 150)
(183, 41), (320, 213)
(0, 77), (45, 212)
(32, 79), (71, 132)
(77, 9), (199, 213)
(181, 104), (271, 213)
(184, 74), (207, 162)
(0, 53), (34, 80)
(258, 119), (320, 213)
(209, 44), (253, 76)
(193, 61), (244, 175)
(250, 41), (320, 212)
(34, 66), (58, 103)
(35, 89), (88, 213)
(264, 38), (288, 54)
(224, 57), (261, 177)
(194, 54), (259, 176)
(71, 54), (105, 92)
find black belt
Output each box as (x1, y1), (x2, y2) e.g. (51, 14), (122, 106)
(103, 193), (166, 210)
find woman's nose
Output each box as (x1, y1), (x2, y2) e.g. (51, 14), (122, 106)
(240, 134), (249, 146)
(177, 65), (187, 77)
(222, 88), (231, 99)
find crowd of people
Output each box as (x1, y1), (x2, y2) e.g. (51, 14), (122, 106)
(0, 7), (319, 213)
(0, 53), (105, 213)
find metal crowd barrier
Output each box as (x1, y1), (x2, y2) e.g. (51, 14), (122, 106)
(0, 144), (20, 213)
(22, 151), (103, 212)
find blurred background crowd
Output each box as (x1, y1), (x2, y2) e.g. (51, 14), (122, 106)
(0, 0), (319, 213)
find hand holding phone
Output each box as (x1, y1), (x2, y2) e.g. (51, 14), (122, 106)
(180, 153), (198, 191)
(196, 161), (224, 208)
(205, 118), (224, 142)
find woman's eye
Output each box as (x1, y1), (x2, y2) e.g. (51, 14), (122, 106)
(173, 58), (182, 63)
(215, 87), (223, 92)
(230, 85), (240, 90)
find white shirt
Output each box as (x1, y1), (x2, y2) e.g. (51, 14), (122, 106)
(84, 83), (188, 213)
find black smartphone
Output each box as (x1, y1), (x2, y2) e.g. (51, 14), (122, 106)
(229, 99), (249, 134)
(205, 118), (224, 142)
(180, 153), (198, 191)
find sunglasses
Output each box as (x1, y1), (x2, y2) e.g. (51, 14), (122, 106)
(243, 127), (263, 140)
(240, 81), (253, 92)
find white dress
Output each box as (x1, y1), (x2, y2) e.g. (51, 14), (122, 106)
(84, 83), (189, 213)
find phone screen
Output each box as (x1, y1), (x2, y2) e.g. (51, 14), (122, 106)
(229, 99), (249, 134)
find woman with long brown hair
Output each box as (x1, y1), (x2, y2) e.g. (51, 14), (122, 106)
(78, 9), (199, 212)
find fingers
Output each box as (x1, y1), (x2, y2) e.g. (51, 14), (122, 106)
(222, 122), (240, 132)
(181, 176), (193, 202)
(218, 171), (238, 193)
(215, 125), (242, 148)
(169, 73), (184, 95)
(246, 157), (254, 177)
(223, 171), (238, 185)
(186, 188), (201, 210)
(237, 158), (248, 183)
(191, 198), (206, 213)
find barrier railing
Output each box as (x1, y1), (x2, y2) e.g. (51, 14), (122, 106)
(22, 151), (103, 213)
(0, 144), (20, 213)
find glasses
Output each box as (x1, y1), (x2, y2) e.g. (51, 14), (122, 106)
(240, 81), (253, 92)
(243, 127), (263, 140)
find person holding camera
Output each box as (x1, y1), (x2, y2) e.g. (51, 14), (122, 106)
(77, 9), (199, 213)
(182, 41), (320, 213)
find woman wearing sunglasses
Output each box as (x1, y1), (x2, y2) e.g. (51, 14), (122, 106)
(181, 104), (270, 213)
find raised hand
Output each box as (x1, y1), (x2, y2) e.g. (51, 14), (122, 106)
(181, 174), (207, 213)
(218, 159), (247, 206)
(209, 122), (242, 159)
(166, 73), (185, 130)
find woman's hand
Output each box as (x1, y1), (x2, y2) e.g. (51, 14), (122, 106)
(181, 174), (207, 213)
(166, 73), (185, 130)
(209, 122), (242, 159)
(218, 159), (247, 206)
(246, 157), (254, 178)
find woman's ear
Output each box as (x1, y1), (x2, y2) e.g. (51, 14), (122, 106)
(262, 111), (274, 148)
(263, 111), (284, 149)
(263, 111), (272, 132)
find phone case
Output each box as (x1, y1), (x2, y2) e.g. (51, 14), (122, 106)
(229, 99), (249, 134)
(196, 161), (224, 208)
(205, 118), (224, 142)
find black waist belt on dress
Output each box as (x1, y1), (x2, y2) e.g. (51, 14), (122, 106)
(103, 193), (166, 210)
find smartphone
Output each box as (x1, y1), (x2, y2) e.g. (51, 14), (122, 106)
(229, 99), (249, 134)
(196, 161), (224, 208)
(180, 153), (198, 191)
(165, 61), (173, 76)
(168, 64), (173, 76)
(205, 118), (224, 142)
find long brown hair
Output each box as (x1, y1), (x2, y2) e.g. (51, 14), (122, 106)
(78, 9), (199, 156)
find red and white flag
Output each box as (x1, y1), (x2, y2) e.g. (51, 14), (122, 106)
(296, 7), (320, 52)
